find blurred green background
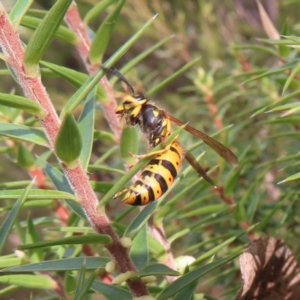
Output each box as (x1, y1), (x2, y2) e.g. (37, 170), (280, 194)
(1, 0), (300, 299)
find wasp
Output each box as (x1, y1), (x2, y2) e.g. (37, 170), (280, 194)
(107, 68), (238, 205)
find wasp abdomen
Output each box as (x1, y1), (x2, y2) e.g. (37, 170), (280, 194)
(121, 142), (183, 206)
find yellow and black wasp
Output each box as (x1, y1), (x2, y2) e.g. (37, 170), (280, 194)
(107, 68), (238, 206)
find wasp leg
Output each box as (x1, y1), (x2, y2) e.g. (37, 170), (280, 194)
(128, 148), (168, 159)
(113, 187), (130, 199)
(129, 133), (180, 159)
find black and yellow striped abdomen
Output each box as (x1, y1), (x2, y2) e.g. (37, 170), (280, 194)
(121, 142), (183, 205)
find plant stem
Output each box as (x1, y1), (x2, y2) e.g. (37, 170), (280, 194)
(0, 4), (148, 297)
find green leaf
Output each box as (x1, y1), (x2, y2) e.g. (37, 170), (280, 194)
(58, 67), (106, 118)
(0, 181), (33, 254)
(78, 89), (95, 170)
(55, 112), (82, 167)
(26, 214), (43, 262)
(0, 275), (57, 289)
(83, 0), (117, 25)
(242, 61), (297, 85)
(40, 61), (90, 89)
(3, 257), (110, 272)
(256, 193), (291, 232)
(94, 130), (116, 141)
(173, 270), (198, 300)
(266, 102), (300, 113)
(75, 269), (97, 300)
(24, 0), (73, 75)
(91, 281), (132, 300)
(74, 259), (87, 300)
(234, 202), (247, 222)
(90, 181), (114, 194)
(89, 0), (126, 64)
(21, 16), (77, 43)
(148, 57), (201, 96)
(178, 204), (226, 219)
(120, 126), (139, 164)
(65, 270), (77, 296)
(37, 157), (85, 219)
(130, 223), (148, 270)
(125, 204), (162, 241)
(278, 172), (300, 184)
(17, 142), (35, 168)
(0, 189), (76, 201)
(138, 263), (179, 277)
(148, 235), (167, 261)
(110, 35), (175, 86)
(192, 225), (257, 266)
(0, 93), (46, 119)
(18, 234), (112, 250)
(0, 123), (48, 146)
(9, 0), (33, 27)
(279, 21), (291, 57)
(156, 253), (241, 300)
(281, 104), (300, 117)
(104, 13), (158, 67)
(282, 59), (300, 95)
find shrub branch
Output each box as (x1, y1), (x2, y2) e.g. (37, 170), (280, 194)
(0, 4), (147, 297)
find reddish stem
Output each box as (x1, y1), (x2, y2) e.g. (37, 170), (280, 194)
(0, 5), (147, 297)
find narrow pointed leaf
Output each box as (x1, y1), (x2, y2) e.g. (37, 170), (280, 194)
(91, 281), (132, 300)
(89, 0), (126, 64)
(104, 13), (158, 67)
(120, 126), (139, 164)
(17, 142), (35, 168)
(74, 259), (86, 299)
(279, 21), (291, 57)
(124, 202), (157, 239)
(21, 16), (77, 43)
(24, 0), (72, 75)
(75, 270), (97, 300)
(3, 257), (110, 272)
(78, 90), (95, 169)
(138, 263), (179, 277)
(83, 0), (117, 25)
(41, 61), (90, 88)
(0, 181), (33, 253)
(37, 157), (85, 218)
(26, 214), (43, 262)
(130, 223), (148, 270)
(18, 234), (112, 250)
(110, 35), (174, 85)
(173, 278), (199, 300)
(281, 104), (300, 117)
(0, 189), (76, 200)
(266, 102), (300, 113)
(0, 123), (48, 146)
(59, 71), (105, 119)
(0, 275), (57, 289)
(9, 0), (33, 27)
(148, 57), (201, 96)
(256, 0), (279, 40)
(156, 253), (241, 300)
(282, 60), (300, 95)
(243, 61), (296, 84)
(278, 172), (300, 184)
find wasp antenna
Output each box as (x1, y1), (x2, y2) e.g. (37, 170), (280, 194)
(104, 67), (135, 95)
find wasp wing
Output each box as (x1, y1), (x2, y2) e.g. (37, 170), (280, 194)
(183, 146), (216, 187)
(163, 112), (238, 167)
